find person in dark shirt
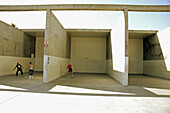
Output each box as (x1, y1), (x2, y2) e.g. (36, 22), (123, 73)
(67, 63), (74, 78)
(13, 62), (23, 76)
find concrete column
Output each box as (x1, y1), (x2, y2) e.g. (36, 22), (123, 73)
(43, 9), (70, 83)
(124, 9), (128, 86)
(124, 9), (128, 57)
(43, 9), (50, 83)
(44, 9), (50, 55)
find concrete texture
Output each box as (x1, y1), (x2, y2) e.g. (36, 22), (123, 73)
(129, 30), (157, 39)
(0, 73), (170, 113)
(0, 56), (34, 76)
(144, 60), (170, 79)
(67, 29), (110, 38)
(44, 10), (70, 83)
(129, 38), (143, 74)
(43, 55), (69, 83)
(106, 34), (112, 60)
(35, 37), (44, 71)
(23, 33), (35, 57)
(71, 37), (106, 73)
(0, 4), (170, 12)
(45, 10), (70, 58)
(107, 12), (128, 86)
(124, 9), (128, 57)
(0, 20), (35, 58)
(143, 34), (163, 60)
(22, 29), (45, 37)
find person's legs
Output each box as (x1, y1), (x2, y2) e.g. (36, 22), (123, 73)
(16, 69), (19, 76)
(70, 68), (74, 78)
(29, 69), (33, 80)
(71, 72), (74, 78)
(68, 72), (70, 78)
(20, 69), (23, 75)
(31, 70), (33, 79)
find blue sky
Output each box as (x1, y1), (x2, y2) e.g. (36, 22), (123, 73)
(0, 0), (169, 31)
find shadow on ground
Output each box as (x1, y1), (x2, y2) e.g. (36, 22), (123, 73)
(0, 72), (170, 97)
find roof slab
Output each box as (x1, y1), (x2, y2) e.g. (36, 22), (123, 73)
(23, 29), (45, 37)
(129, 30), (158, 39)
(23, 29), (157, 39)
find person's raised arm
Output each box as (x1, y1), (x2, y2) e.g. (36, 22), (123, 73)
(21, 65), (23, 69)
(13, 66), (16, 70)
(26, 65), (29, 70)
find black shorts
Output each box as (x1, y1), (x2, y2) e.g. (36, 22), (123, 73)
(29, 69), (33, 75)
(68, 68), (72, 72)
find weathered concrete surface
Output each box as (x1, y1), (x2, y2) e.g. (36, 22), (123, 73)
(143, 34), (163, 60)
(71, 37), (106, 73)
(44, 10), (70, 58)
(129, 30), (157, 39)
(67, 29), (110, 38)
(0, 20), (35, 58)
(0, 4), (170, 12)
(107, 13), (128, 86)
(22, 29), (45, 37)
(44, 10), (70, 83)
(124, 9), (128, 57)
(128, 39), (143, 74)
(106, 34), (112, 60)
(0, 73), (170, 113)
(23, 33), (35, 57)
(35, 37), (44, 71)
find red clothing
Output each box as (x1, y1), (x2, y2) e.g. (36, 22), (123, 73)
(67, 64), (72, 69)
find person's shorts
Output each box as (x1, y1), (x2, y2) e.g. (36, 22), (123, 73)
(29, 69), (33, 75)
(68, 68), (72, 72)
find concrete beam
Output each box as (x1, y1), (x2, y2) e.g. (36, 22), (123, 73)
(66, 29), (111, 33)
(22, 29), (45, 37)
(0, 4), (170, 12)
(129, 30), (158, 39)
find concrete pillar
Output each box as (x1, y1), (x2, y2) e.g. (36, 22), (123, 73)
(43, 9), (50, 83)
(44, 9), (50, 56)
(124, 9), (128, 57)
(107, 11), (128, 86)
(124, 9), (129, 86)
(43, 9), (70, 83)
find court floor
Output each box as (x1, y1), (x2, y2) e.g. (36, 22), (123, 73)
(0, 72), (170, 113)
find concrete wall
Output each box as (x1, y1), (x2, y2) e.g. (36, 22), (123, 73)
(0, 20), (35, 57)
(44, 10), (70, 83)
(0, 20), (35, 76)
(106, 33), (112, 60)
(143, 60), (170, 79)
(0, 56), (34, 76)
(106, 13), (128, 85)
(143, 27), (170, 79)
(129, 39), (143, 74)
(143, 34), (163, 60)
(35, 37), (44, 71)
(71, 37), (106, 73)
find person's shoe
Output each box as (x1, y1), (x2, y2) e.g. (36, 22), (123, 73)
(72, 76), (74, 78)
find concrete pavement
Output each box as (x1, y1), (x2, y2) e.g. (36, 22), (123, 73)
(0, 72), (170, 113)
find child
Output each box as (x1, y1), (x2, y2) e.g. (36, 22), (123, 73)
(67, 63), (74, 78)
(27, 62), (34, 80)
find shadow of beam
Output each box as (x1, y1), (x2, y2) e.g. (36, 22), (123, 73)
(0, 89), (170, 98)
